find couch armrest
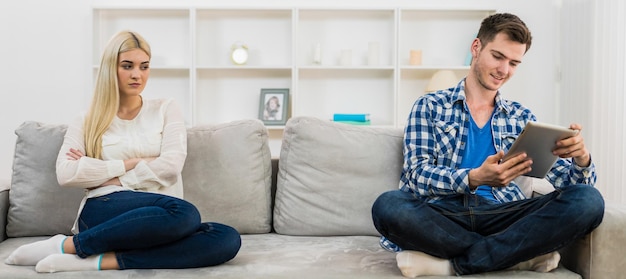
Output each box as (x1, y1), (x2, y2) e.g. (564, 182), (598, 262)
(560, 203), (626, 279)
(0, 187), (8, 242)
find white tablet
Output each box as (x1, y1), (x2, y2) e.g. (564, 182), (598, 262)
(502, 121), (579, 178)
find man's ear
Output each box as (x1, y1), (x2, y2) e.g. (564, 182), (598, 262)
(471, 38), (481, 56)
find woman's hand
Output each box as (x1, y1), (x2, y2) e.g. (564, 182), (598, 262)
(123, 157), (157, 171)
(100, 177), (121, 187)
(66, 148), (84, 160)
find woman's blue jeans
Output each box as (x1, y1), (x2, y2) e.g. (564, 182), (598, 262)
(74, 191), (241, 269)
(371, 184), (604, 275)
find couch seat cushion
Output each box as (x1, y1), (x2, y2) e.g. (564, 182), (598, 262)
(0, 235), (581, 278)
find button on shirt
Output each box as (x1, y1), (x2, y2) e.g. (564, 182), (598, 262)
(380, 79), (597, 252)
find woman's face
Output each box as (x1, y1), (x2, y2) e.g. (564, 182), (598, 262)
(117, 48), (150, 97)
(268, 98), (278, 109)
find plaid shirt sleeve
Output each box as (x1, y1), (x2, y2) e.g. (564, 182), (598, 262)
(548, 156), (597, 187)
(398, 91), (472, 198)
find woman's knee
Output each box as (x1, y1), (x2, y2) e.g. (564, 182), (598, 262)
(201, 223), (241, 266)
(161, 197), (202, 235)
(220, 224), (242, 260)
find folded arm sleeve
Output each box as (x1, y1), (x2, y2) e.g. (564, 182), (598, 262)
(118, 100), (187, 191)
(55, 117), (126, 188)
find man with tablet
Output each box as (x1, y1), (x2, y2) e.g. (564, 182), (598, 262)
(371, 13), (604, 277)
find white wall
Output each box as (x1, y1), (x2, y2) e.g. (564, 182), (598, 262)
(0, 0), (559, 182)
(0, 1), (92, 179)
(561, 0), (626, 204)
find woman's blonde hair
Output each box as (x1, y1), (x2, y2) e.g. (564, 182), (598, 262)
(84, 31), (151, 159)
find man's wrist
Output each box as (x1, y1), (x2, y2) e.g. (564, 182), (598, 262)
(468, 169), (478, 190)
(574, 154), (591, 167)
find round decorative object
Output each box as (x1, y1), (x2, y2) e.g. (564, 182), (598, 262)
(231, 42), (248, 65)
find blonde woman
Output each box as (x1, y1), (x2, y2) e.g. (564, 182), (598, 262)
(5, 31), (241, 273)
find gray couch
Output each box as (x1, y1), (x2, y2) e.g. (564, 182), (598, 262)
(1, 116), (624, 278)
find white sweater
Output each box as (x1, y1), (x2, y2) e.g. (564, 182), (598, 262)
(56, 98), (187, 232)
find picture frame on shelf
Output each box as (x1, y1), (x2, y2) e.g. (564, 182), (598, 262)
(258, 88), (289, 125)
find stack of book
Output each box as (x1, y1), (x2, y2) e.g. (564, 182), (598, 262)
(332, 113), (371, 125)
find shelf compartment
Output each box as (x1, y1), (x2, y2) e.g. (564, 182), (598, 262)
(398, 9), (494, 67)
(195, 9), (293, 67)
(396, 68), (470, 126)
(195, 68), (292, 125)
(144, 69), (192, 127)
(93, 9), (191, 68)
(297, 68), (394, 126)
(297, 9), (395, 67)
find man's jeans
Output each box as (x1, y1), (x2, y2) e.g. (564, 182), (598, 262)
(75, 191), (241, 269)
(371, 184), (604, 275)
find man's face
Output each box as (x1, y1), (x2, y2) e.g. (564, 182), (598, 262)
(471, 33), (526, 92)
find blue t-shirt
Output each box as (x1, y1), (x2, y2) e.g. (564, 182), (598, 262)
(460, 115), (498, 203)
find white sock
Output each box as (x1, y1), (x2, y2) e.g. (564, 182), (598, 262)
(35, 254), (102, 273)
(509, 251), (561, 272)
(5, 234), (67, 266)
(396, 251), (454, 277)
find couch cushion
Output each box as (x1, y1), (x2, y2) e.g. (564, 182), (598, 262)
(7, 122), (84, 237)
(183, 119), (272, 234)
(274, 116), (404, 236)
(0, 234), (582, 278)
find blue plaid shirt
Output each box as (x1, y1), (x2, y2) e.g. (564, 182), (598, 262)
(380, 79), (597, 252)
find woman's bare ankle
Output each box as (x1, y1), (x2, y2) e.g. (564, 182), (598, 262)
(62, 236), (76, 254)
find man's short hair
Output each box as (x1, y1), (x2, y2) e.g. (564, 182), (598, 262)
(477, 13), (532, 52)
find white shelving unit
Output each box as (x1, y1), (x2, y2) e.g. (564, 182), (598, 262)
(91, 5), (495, 157)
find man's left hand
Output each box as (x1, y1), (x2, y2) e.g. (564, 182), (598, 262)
(553, 123), (591, 167)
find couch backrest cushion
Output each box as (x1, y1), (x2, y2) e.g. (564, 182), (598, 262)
(7, 121), (84, 237)
(7, 119), (272, 237)
(183, 119), (273, 234)
(274, 116), (404, 236)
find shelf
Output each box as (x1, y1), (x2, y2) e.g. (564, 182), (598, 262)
(196, 66), (292, 70)
(299, 66), (395, 71)
(400, 65), (470, 71)
(92, 6), (495, 130)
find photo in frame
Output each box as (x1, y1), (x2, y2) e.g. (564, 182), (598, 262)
(258, 88), (289, 125)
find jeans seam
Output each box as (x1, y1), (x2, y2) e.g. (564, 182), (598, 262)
(116, 252), (126, 270)
(73, 235), (87, 258)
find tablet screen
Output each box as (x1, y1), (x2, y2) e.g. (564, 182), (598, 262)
(502, 121), (578, 178)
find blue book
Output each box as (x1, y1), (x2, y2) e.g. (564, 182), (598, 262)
(333, 113), (370, 122)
